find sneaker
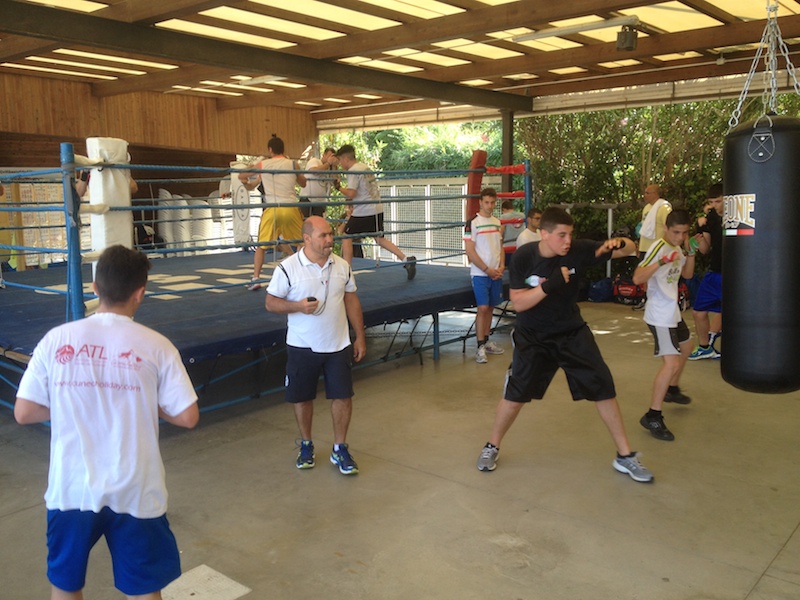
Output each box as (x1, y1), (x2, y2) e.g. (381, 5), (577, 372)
(477, 443), (499, 471)
(632, 299), (647, 311)
(640, 413), (675, 441)
(664, 389), (692, 404)
(330, 444), (359, 475)
(613, 452), (654, 482)
(483, 341), (505, 355)
(246, 278), (261, 291)
(475, 346), (488, 364)
(688, 345), (720, 360)
(295, 439), (315, 469)
(404, 256), (417, 280)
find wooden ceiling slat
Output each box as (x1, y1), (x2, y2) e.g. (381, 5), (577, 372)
(0, 0), (531, 111)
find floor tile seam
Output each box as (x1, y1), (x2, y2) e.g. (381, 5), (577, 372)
(0, 501), (45, 520)
(744, 519), (800, 594)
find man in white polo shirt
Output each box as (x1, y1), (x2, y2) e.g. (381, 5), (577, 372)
(266, 216), (366, 475)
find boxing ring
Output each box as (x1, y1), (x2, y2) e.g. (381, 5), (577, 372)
(0, 141), (528, 413)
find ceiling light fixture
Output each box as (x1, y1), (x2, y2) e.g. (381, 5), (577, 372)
(512, 15), (640, 44)
(235, 74), (287, 86)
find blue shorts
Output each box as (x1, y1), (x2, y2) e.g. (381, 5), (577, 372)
(285, 345), (354, 402)
(693, 271), (722, 313)
(472, 275), (503, 307)
(47, 507), (181, 595)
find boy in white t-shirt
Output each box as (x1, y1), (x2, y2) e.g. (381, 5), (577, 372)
(633, 209), (696, 441)
(465, 188), (505, 364)
(15, 245), (199, 599)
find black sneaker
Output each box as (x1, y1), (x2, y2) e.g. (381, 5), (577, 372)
(640, 413), (675, 441)
(404, 256), (417, 280)
(664, 389), (692, 404)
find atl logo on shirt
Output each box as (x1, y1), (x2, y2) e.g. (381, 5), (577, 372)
(55, 344), (108, 364)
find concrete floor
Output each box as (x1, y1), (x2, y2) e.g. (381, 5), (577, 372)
(2, 302), (799, 600)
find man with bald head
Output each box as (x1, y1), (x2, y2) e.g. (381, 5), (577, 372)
(266, 216), (366, 475)
(639, 184), (672, 259)
(635, 184), (672, 310)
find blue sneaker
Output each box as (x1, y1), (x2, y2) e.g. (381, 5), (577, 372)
(688, 345), (720, 360)
(296, 439), (315, 469)
(330, 444), (359, 475)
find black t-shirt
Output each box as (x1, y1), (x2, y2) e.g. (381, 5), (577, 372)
(698, 209), (722, 272)
(510, 239), (610, 334)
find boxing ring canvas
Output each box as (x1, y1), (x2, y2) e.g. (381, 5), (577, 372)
(0, 253), (479, 410)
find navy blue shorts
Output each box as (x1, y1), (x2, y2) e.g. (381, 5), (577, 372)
(285, 345), (354, 402)
(47, 507), (181, 595)
(504, 324), (616, 402)
(472, 275), (503, 307)
(693, 271), (722, 313)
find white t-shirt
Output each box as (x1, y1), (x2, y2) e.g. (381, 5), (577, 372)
(465, 213), (502, 277)
(303, 157), (334, 201)
(267, 249), (357, 352)
(345, 161), (383, 217)
(639, 239), (685, 327)
(258, 157), (299, 204)
(17, 312), (197, 518)
(516, 228), (541, 248)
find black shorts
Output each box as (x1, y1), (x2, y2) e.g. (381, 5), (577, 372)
(503, 324), (616, 402)
(345, 213), (385, 238)
(299, 197), (325, 218)
(285, 345), (354, 403)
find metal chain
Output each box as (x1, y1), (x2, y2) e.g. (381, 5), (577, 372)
(728, 3), (800, 130)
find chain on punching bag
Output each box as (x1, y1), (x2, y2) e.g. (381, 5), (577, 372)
(722, 4), (800, 393)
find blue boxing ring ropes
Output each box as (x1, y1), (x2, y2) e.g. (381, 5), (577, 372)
(0, 142), (532, 413)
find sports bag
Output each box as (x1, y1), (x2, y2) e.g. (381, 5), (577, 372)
(612, 274), (646, 306)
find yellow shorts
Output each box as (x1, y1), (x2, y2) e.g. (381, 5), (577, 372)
(258, 206), (303, 244)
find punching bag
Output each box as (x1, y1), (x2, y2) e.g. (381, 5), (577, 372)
(722, 115), (800, 393)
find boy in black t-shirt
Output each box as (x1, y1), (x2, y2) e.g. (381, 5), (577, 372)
(476, 207), (654, 482)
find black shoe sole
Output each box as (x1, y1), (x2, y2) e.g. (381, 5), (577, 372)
(404, 257), (417, 280)
(664, 394), (692, 405)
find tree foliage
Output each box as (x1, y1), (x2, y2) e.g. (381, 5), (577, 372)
(319, 92), (800, 243)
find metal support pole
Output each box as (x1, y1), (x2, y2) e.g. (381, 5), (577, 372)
(523, 159), (532, 215)
(61, 143), (85, 322)
(607, 207), (613, 278)
(501, 110), (514, 193)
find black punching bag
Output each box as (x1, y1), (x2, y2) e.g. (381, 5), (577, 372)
(722, 115), (800, 393)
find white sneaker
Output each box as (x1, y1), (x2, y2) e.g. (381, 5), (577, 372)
(475, 346), (488, 364)
(483, 341), (504, 355)
(246, 278), (261, 291)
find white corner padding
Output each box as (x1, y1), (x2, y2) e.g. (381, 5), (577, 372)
(86, 137), (133, 253)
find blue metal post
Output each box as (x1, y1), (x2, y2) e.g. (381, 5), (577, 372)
(61, 143), (85, 322)
(523, 159), (532, 214)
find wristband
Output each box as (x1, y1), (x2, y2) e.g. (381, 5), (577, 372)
(658, 257), (665, 267)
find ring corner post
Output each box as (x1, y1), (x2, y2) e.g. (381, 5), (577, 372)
(61, 142), (85, 322)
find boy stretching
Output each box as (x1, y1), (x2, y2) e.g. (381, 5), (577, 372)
(476, 207), (652, 482)
(633, 209), (696, 441)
